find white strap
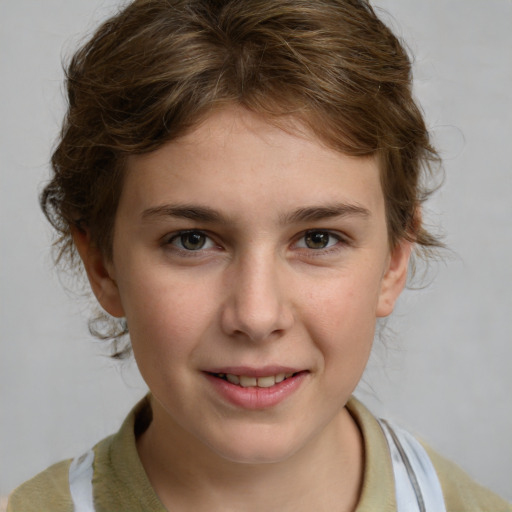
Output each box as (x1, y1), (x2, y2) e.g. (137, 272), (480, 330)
(69, 449), (96, 512)
(379, 420), (447, 512)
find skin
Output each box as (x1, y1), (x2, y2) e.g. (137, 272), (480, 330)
(75, 107), (411, 511)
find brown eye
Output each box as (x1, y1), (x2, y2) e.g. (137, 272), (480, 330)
(304, 231), (332, 249)
(177, 231), (208, 250)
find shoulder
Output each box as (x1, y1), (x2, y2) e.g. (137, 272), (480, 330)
(7, 433), (116, 512)
(7, 431), (118, 512)
(7, 396), (162, 512)
(347, 397), (511, 512)
(423, 444), (512, 512)
(7, 459), (73, 512)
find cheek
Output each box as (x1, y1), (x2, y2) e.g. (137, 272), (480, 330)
(304, 266), (382, 322)
(117, 264), (217, 359)
(300, 270), (381, 363)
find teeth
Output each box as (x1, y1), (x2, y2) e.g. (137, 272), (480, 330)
(239, 376), (257, 387)
(257, 376), (276, 388)
(219, 372), (296, 388)
(226, 374), (240, 385)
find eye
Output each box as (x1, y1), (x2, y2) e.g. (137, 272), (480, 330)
(296, 230), (341, 250)
(168, 231), (215, 251)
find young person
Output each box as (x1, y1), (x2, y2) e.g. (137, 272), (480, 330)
(7, 0), (512, 510)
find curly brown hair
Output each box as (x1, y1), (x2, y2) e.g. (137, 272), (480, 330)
(41, 0), (442, 355)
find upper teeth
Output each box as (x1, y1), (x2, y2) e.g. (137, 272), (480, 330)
(218, 373), (294, 388)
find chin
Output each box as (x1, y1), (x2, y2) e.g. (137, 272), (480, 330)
(204, 427), (305, 466)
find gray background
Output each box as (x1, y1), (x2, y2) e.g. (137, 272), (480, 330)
(1, 0), (511, 503)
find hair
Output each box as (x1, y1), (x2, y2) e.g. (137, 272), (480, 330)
(41, 0), (443, 356)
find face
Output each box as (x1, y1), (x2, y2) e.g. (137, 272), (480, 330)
(79, 107), (410, 465)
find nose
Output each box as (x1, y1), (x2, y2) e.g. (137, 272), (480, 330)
(220, 251), (294, 342)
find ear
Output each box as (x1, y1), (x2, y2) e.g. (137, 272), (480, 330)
(376, 240), (412, 318)
(72, 227), (125, 318)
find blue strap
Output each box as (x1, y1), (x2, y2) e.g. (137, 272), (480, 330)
(379, 419), (447, 512)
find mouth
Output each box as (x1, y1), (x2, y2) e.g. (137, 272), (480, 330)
(204, 369), (308, 409)
(209, 372), (299, 388)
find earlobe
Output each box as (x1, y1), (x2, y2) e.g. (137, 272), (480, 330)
(71, 227), (125, 318)
(376, 240), (412, 318)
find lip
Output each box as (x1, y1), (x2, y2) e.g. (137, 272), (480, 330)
(204, 365), (301, 378)
(203, 368), (308, 410)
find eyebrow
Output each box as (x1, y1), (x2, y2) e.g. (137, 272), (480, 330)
(141, 204), (227, 223)
(141, 202), (371, 225)
(280, 203), (371, 224)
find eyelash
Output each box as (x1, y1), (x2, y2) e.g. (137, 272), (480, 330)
(163, 230), (219, 256)
(162, 229), (350, 256)
(294, 230), (347, 254)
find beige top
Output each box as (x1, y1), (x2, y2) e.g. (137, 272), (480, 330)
(7, 396), (512, 512)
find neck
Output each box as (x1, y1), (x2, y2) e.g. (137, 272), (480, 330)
(137, 399), (364, 512)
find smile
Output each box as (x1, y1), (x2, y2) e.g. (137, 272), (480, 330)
(205, 370), (308, 409)
(214, 372), (296, 388)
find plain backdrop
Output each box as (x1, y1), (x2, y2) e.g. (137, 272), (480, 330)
(1, 0), (511, 502)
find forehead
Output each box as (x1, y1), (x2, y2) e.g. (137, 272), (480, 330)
(120, 107), (385, 222)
